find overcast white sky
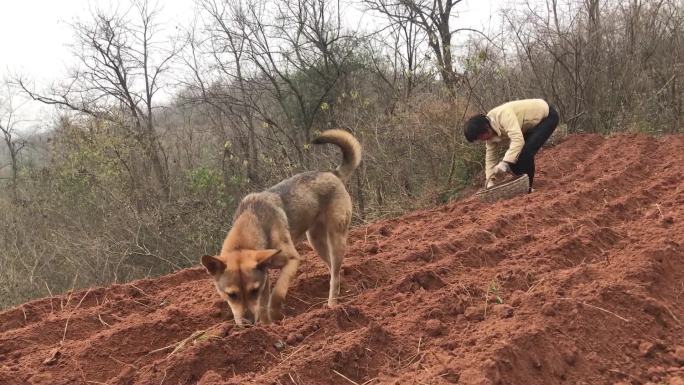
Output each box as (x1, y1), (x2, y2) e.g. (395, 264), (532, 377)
(0, 0), (502, 130)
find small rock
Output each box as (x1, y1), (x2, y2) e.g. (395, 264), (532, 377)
(364, 242), (380, 254)
(458, 368), (494, 385)
(510, 290), (525, 307)
(541, 302), (556, 316)
(668, 377), (684, 385)
(218, 323), (233, 337)
(640, 341), (656, 358)
(295, 333), (304, 342)
(285, 333), (298, 345)
(494, 304), (514, 318)
(197, 370), (223, 385)
(648, 366), (666, 377)
(674, 346), (684, 365)
(440, 368), (460, 383)
(42, 349), (61, 366)
(446, 300), (465, 316)
(273, 340), (286, 351)
(562, 348), (578, 366)
(531, 358), (543, 369)
(425, 319), (444, 337)
(481, 359), (501, 384)
(378, 226), (392, 237)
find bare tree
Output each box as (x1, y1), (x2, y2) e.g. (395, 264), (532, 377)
(195, 0), (359, 168)
(364, 3), (431, 104)
(0, 82), (28, 199)
(18, 0), (179, 201)
(363, 0), (471, 94)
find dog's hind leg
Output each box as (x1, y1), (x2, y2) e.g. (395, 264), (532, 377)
(307, 222), (346, 307)
(326, 229), (347, 307)
(307, 225), (331, 269)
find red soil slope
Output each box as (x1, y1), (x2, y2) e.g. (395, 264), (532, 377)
(1, 134), (683, 385)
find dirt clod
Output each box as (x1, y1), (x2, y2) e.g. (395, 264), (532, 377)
(541, 302), (556, 316)
(641, 341), (657, 358)
(674, 346), (684, 365)
(465, 305), (485, 322)
(425, 319), (444, 337)
(493, 304), (514, 318)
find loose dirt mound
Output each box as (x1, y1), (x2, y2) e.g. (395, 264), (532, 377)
(2, 134), (683, 385)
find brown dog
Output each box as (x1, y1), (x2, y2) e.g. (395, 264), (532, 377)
(200, 129), (361, 325)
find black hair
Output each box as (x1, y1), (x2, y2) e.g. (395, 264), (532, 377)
(463, 114), (490, 142)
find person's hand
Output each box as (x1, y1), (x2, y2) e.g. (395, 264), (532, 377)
(493, 161), (510, 175)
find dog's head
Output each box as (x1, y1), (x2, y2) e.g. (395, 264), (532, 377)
(200, 249), (279, 325)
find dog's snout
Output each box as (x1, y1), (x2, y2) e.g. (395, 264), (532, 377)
(241, 311), (256, 325)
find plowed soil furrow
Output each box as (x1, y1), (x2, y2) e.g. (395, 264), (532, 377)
(1, 134), (683, 385)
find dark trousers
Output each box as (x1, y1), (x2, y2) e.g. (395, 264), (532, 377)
(509, 104), (559, 188)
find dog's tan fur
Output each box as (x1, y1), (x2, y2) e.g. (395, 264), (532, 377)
(201, 129), (361, 325)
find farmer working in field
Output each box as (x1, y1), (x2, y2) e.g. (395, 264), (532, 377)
(463, 99), (559, 192)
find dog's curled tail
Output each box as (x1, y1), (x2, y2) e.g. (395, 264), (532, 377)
(312, 129), (362, 182)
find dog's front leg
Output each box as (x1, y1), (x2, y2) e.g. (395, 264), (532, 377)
(258, 273), (272, 323)
(268, 254), (301, 321)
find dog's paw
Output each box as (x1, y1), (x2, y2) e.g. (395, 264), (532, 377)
(258, 307), (271, 324)
(269, 307), (284, 321)
(326, 299), (339, 308)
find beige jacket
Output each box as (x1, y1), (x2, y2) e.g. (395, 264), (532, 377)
(484, 99), (550, 179)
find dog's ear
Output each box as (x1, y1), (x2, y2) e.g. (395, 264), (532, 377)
(201, 255), (226, 276)
(254, 249), (280, 270)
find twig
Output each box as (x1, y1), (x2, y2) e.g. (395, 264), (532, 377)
(130, 284), (150, 297)
(478, 229), (498, 240)
(145, 324), (222, 357)
(168, 332), (201, 356)
(97, 314), (112, 328)
(287, 293), (311, 305)
(281, 345), (306, 362)
(559, 298), (630, 322)
(148, 343), (178, 355)
(526, 278), (545, 293)
(305, 293), (357, 312)
(62, 288), (92, 343)
(655, 203), (664, 218)
(62, 272), (80, 311)
(130, 299), (151, 308)
(108, 355), (138, 370)
(287, 372), (298, 385)
(332, 369), (360, 385)
(581, 302), (630, 322)
(44, 281), (54, 298)
(661, 303), (681, 324)
(608, 369), (640, 382)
